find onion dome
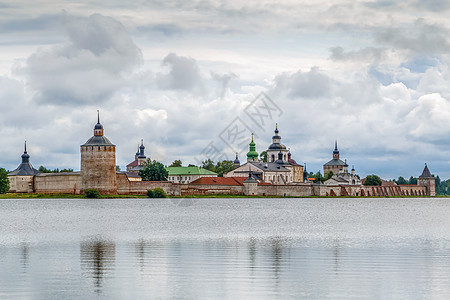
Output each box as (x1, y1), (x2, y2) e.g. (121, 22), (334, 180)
(246, 135), (259, 160)
(137, 139), (146, 159)
(288, 150), (298, 165)
(94, 110), (103, 130)
(275, 150), (284, 164)
(268, 124), (287, 150)
(234, 153), (240, 165)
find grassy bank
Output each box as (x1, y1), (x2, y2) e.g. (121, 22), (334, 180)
(0, 193), (440, 199)
(0, 193), (147, 199)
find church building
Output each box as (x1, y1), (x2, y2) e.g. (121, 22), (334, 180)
(323, 141), (348, 176)
(225, 125), (304, 184)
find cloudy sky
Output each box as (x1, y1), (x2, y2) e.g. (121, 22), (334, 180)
(2, 0), (450, 179)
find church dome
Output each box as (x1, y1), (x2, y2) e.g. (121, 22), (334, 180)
(247, 138), (258, 160)
(268, 142), (287, 150)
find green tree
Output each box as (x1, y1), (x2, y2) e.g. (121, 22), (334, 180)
(324, 171), (334, 181)
(435, 175), (441, 195)
(364, 175), (382, 186)
(188, 164), (197, 167)
(38, 166), (73, 173)
(38, 166), (52, 173)
(201, 159), (216, 172)
(85, 188), (100, 198)
(313, 171), (323, 183)
(169, 160), (183, 167)
(408, 176), (417, 185)
(139, 159), (169, 181)
(260, 151), (267, 162)
(147, 187), (167, 198)
(215, 160), (235, 177)
(395, 176), (408, 185)
(116, 165), (121, 172)
(0, 168), (10, 194)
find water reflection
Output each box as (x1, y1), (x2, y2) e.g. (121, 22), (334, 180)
(20, 243), (29, 271)
(1, 198), (450, 299)
(80, 239), (116, 293)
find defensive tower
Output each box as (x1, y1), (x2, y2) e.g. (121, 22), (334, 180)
(80, 111), (117, 194)
(417, 163), (436, 196)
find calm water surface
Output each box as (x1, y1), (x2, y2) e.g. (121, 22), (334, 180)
(1, 197), (450, 299)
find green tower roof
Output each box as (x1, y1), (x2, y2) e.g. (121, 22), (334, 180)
(246, 135), (258, 160)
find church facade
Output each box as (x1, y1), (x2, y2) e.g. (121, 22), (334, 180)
(224, 125), (305, 184)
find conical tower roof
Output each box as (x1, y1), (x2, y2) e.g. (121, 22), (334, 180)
(419, 163), (432, 178)
(8, 142), (40, 176)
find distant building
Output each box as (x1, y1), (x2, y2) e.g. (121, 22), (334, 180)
(323, 141), (348, 176)
(225, 125), (304, 183)
(324, 166), (362, 186)
(126, 140), (147, 173)
(8, 142), (40, 193)
(166, 166), (217, 184)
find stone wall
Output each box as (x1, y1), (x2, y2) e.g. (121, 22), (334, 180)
(34, 173), (81, 194)
(80, 145), (117, 194)
(8, 175), (34, 193)
(117, 173), (181, 196)
(258, 184), (314, 197)
(181, 184), (244, 195)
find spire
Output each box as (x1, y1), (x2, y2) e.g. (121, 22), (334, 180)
(21, 141), (30, 163)
(275, 123), (279, 134)
(419, 163), (432, 178)
(333, 140), (339, 159)
(94, 111), (104, 136)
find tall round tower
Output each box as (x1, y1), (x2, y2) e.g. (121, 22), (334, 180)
(80, 111), (117, 194)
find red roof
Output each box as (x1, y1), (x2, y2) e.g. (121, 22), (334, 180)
(190, 177), (246, 186)
(127, 159), (138, 168)
(190, 176), (271, 186)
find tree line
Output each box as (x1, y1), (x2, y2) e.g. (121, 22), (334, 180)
(139, 158), (236, 181)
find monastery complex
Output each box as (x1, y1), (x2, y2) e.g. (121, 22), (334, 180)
(7, 114), (436, 197)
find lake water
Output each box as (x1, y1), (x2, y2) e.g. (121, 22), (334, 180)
(1, 197), (450, 299)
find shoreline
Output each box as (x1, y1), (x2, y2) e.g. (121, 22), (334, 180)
(0, 193), (442, 199)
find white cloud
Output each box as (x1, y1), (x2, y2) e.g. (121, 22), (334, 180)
(156, 53), (203, 92)
(19, 13), (143, 105)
